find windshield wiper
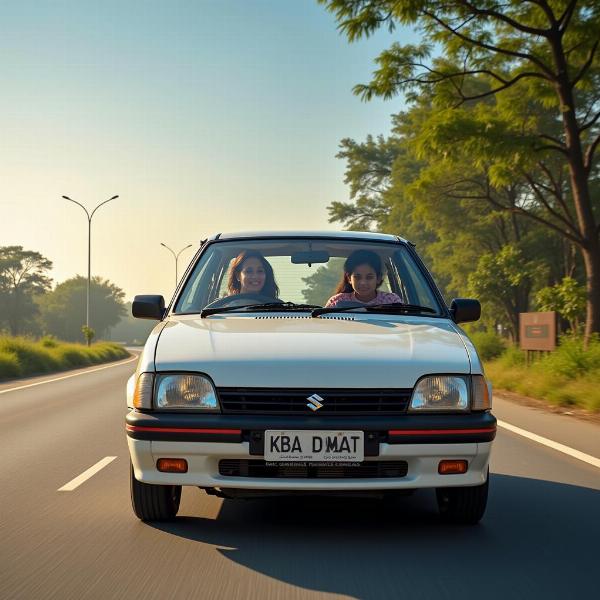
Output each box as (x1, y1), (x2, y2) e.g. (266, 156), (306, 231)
(201, 302), (321, 318)
(312, 303), (437, 317)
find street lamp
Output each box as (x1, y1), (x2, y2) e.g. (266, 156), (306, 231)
(62, 195), (119, 344)
(160, 242), (193, 288)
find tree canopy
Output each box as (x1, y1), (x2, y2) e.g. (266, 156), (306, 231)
(39, 276), (126, 342)
(302, 258), (346, 305)
(320, 0), (600, 342)
(0, 246), (52, 336)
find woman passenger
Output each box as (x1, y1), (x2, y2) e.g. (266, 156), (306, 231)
(227, 250), (280, 298)
(325, 250), (402, 307)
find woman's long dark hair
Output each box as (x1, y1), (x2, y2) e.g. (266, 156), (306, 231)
(227, 250), (280, 297)
(334, 249), (384, 294)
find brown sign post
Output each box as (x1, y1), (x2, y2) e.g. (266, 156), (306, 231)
(519, 312), (557, 351)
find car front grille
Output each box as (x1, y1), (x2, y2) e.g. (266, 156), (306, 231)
(218, 459), (409, 479)
(217, 388), (411, 415)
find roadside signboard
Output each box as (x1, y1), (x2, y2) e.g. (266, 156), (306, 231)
(519, 312), (557, 351)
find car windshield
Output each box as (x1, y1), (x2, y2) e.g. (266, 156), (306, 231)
(174, 238), (443, 315)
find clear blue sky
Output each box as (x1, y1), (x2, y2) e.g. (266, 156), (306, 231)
(1, 1), (416, 300)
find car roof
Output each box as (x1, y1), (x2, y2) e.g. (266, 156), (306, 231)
(207, 230), (408, 243)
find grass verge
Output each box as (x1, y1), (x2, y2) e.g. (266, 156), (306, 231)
(0, 336), (130, 382)
(483, 336), (600, 413)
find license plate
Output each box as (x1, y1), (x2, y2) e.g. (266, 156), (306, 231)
(264, 430), (364, 462)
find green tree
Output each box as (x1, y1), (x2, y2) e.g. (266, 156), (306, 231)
(0, 246), (52, 335)
(536, 276), (586, 331)
(399, 97), (573, 296)
(328, 109), (565, 326)
(328, 135), (401, 230)
(81, 325), (95, 346)
(39, 276), (126, 342)
(328, 118), (440, 281)
(302, 258), (345, 305)
(468, 245), (545, 340)
(320, 0), (600, 345)
(406, 86), (585, 287)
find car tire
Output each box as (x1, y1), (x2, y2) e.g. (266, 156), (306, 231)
(130, 462), (181, 521)
(436, 470), (489, 525)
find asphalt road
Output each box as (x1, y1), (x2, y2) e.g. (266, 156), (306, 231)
(1, 356), (599, 600)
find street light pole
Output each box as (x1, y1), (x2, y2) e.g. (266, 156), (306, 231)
(160, 243), (193, 288)
(62, 195), (119, 343)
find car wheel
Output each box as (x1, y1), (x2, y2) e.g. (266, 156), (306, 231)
(436, 469), (489, 525)
(130, 462), (181, 521)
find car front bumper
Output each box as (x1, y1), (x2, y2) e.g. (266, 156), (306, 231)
(126, 411), (495, 490)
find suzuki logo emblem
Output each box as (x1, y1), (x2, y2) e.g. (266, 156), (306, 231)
(306, 393), (324, 412)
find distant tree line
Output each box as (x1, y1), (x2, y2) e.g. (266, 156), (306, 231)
(0, 245), (127, 341)
(318, 0), (599, 344)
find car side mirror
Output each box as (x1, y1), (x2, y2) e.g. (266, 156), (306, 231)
(132, 295), (166, 320)
(450, 298), (481, 323)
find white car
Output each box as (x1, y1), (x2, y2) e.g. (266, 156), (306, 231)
(127, 231), (495, 524)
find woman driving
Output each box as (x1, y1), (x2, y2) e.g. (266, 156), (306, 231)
(227, 250), (280, 298)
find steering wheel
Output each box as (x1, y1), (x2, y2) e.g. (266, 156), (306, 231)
(203, 293), (283, 310)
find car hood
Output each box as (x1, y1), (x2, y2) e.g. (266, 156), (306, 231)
(154, 314), (471, 388)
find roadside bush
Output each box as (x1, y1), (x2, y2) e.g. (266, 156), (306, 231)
(50, 345), (93, 368)
(538, 334), (600, 378)
(88, 344), (119, 362)
(485, 335), (600, 412)
(40, 335), (58, 348)
(543, 378), (600, 411)
(469, 331), (506, 362)
(495, 345), (526, 367)
(0, 337), (60, 374)
(0, 350), (21, 379)
(0, 337), (129, 381)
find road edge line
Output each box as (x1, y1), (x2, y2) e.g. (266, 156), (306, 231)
(497, 419), (600, 469)
(0, 354), (138, 395)
(58, 456), (118, 491)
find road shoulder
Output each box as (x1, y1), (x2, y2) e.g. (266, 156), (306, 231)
(494, 392), (600, 460)
(495, 388), (600, 425)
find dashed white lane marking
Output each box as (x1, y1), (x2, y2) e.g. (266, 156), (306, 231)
(498, 420), (600, 469)
(0, 355), (138, 395)
(58, 457), (118, 491)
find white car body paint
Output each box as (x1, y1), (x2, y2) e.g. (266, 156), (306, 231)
(152, 313), (477, 387)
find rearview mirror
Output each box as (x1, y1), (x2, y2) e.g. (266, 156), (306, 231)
(291, 250), (330, 265)
(450, 298), (481, 323)
(132, 295), (166, 320)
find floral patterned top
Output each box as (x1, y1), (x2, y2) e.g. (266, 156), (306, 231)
(325, 291), (403, 308)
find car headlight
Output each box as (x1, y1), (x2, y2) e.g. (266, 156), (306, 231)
(409, 375), (469, 412)
(155, 373), (220, 411)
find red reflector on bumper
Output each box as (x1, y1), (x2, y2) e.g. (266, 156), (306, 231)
(438, 460), (468, 474)
(126, 425), (242, 435)
(388, 428), (495, 436)
(157, 458), (188, 473)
